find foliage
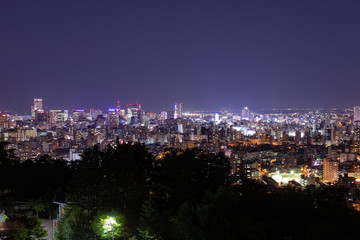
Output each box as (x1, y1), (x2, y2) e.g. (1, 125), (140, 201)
(92, 211), (125, 239)
(54, 207), (94, 240)
(68, 143), (156, 235)
(12, 212), (47, 240)
(2, 141), (360, 240)
(137, 196), (162, 240)
(172, 187), (241, 240)
(29, 199), (47, 219)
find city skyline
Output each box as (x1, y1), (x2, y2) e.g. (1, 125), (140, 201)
(2, 1), (360, 112)
(1, 97), (359, 115)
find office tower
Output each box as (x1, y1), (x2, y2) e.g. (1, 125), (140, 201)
(126, 102), (141, 125)
(49, 110), (69, 127)
(354, 106), (360, 123)
(34, 98), (43, 112)
(0, 113), (8, 129)
(161, 111), (167, 121)
(215, 113), (220, 122)
(73, 109), (86, 122)
(178, 103), (183, 118)
(323, 157), (339, 183)
(108, 108), (120, 129)
(90, 109), (103, 120)
(241, 107), (250, 120)
(31, 98), (44, 119)
(174, 103), (178, 119)
(174, 102), (183, 119)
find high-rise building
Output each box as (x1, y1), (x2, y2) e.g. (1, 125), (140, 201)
(49, 110), (69, 127)
(323, 157), (339, 183)
(108, 108), (120, 130)
(178, 103), (183, 118)
(215, 113), (220, 123)
(31, 98), (44, 119)
(73, 109), (86, 122)
(174, 102), (183, 119)
(354, 106), (360, 123)
(126, 102), (141, 125)
(160, 111), (167, 121)
(174, 104), (178, 119)
(90, 109), (103, 120)
(34, 98), (43, 111)
(116, 101), (121, 112)
(0, 113), (9, 129)
(241, 107), (250, 120)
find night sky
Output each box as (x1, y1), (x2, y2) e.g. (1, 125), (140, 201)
(1, 1), (360, 113)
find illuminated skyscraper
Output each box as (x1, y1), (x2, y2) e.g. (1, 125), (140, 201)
(73, 109), (86, 122)
(323, 157), (339, 183)
(354, 106), (360, 123)
(34, 98), (43, 111)
(241, 107), (250, 120)
(0, 113), (9, 129)
(178, 103), (183, 118)
(49, 110), (69, 127)
(126, 102), (141, 125)
(108, 108), (120, 129)
(31, 98), (44, 119)
(174, 102), (183, 119)
(116, 101), (121, 112)
(215, 113), (220, 123)
(161, 111), (167, 121)
(174, 104), (178, 119)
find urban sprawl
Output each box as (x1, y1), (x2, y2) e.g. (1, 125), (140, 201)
(1, 99), (360, 190)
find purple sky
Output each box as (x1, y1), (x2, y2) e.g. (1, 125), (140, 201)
(1, 1), (360, 113)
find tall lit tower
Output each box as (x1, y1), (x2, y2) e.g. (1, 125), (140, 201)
(354, 106), (360, 123)
(161, 111), (167, 121)
(116, 101), (121, 112)
(174, 103), (178, 119)
(323, 157), (339, 183)
(179, 103), (183, 118)
(241, 107), (250, 120)
(34, 98), (43, 111)
(126, 102), (141, 125)
(31, 98), (44, 119)
(354, 106), (360, 154)
(174, 102), (183, 119)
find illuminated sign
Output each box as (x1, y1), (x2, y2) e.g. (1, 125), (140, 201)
(74, 109), (85, 112)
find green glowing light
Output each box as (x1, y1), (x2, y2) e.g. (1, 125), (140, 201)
(93, 212), (125, 239)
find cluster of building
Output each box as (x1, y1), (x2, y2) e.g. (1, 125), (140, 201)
(1, 99), (360, 190)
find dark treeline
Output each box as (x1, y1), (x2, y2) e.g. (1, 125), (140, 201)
(0, 141), (359, 240)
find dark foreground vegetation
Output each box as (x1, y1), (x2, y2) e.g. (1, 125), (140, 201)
(0, 141), (359, 240)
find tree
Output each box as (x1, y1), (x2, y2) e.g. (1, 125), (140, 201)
(68, 143), (156, 235)
(12, 212), (47, 240)
(172, 187), (240, 240)
(92, 211), (126, 239)
(54, 207), (94, 240)
(29, 199), (47, 220)
(137, 196), (162, 240)
(154, 149), (232, 209)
